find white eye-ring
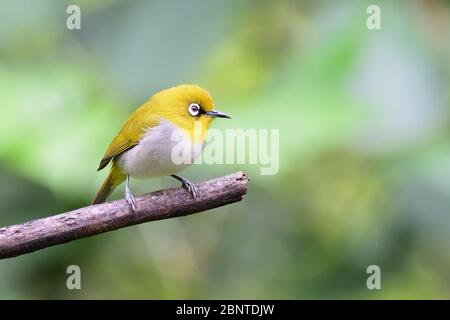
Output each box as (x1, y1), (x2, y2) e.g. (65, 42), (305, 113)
(188, 103), (201, 116)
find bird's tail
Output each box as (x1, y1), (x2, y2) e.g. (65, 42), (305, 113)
(91, 164), (126, 205)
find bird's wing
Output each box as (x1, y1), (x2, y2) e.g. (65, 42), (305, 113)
(97, 136), (137, 170)
(97, 107), (160, 171)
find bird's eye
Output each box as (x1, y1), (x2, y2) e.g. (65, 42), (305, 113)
(188, 103), (201, 116)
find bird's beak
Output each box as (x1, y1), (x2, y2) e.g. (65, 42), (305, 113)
(205, 109), (231, 119)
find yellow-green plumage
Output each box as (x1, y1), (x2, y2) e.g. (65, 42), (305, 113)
(91, 84), (227, 206)
(92, 163), (126, 204)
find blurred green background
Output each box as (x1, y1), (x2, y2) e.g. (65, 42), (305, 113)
(1, 0), (450, 299)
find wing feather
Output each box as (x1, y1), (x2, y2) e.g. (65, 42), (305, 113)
(97, 137), (137, 170)
(97, 104), (160, 171)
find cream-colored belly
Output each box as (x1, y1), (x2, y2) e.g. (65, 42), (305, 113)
(117, 118), (203, 178)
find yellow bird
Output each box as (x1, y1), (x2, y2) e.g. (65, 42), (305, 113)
(92, 84), (230, 211)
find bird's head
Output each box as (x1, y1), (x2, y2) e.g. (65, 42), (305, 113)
(151, 84), (230, 141)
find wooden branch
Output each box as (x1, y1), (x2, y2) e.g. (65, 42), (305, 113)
(0, 172), (249, 260)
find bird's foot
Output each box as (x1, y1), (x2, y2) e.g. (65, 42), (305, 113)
(182, 179), (198, 198)
(125, 190), (137, 212)
(125, 174), (137, 212)
(172, 175), (198, 198)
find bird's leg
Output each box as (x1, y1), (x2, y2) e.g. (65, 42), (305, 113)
(125, 174), (137, 212)
(171, 174), (198, 198)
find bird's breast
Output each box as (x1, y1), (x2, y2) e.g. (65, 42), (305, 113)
(117, 118), (203, 178)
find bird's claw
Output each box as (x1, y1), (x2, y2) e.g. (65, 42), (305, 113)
(171, 175), (199, 198)
(126, 191), (137, 212)
(182, 179), (198, 198)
